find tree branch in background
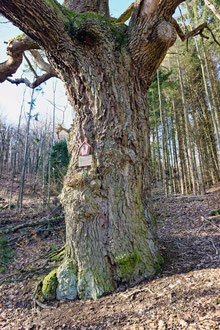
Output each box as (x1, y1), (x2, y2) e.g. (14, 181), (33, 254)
(171, 19), (220, 46)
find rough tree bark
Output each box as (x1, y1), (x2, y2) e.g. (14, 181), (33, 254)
(0, 0), (183, 300)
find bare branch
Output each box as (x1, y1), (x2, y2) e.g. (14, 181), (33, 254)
(0, 35), (39, 83)
(115, 3), (134, 23)
(6, 72), (55, 89)
(171, 19), (220, 46)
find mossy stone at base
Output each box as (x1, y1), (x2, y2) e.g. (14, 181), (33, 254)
(56, 260), (78, 300)
(42, 269), (58, 301)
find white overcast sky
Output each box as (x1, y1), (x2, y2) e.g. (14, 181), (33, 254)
(0, 1), (132, 127)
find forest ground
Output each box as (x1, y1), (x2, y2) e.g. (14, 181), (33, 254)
(0, 175), (219, 329)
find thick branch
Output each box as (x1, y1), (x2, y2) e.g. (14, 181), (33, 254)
(0, 35), (39, 82)
(130, 0), (184, 26)
(0, 0), (70, 85)
(128, 0), (182, 87)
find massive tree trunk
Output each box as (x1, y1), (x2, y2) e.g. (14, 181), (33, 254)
(0, 0), (181, 300)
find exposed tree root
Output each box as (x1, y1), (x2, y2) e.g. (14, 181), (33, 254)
(32, 280), (52, 309)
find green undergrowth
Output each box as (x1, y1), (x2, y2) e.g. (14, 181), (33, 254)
(210, 210), (220, 216)
(0, 234), (14, 272)
(154, 254), (165, 274)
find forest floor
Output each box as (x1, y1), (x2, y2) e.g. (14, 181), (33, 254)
(0, 176), (219, 329)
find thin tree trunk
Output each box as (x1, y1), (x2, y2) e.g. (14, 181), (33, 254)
(17, 90), (34, 211)
(157, 70), (167, 195)
(185, 5), (220, 157)
(176, 44), (197, 195)
(204, 0), (220, 20)
(201, 40), (220, 139)
(47, 81), (57, 204)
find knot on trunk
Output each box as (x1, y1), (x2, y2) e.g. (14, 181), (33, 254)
(150, 20), (176, 46)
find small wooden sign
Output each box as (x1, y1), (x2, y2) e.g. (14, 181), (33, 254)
(79, 155), (93, 167)
(79, 137), (91, 156)
(78, 137), (92, 167)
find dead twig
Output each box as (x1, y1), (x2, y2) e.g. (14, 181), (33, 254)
(0, 271), (19, 285)
(210, 239), (219, 255)
(201, 216), (220, 231)
(0, 215), (64, 234)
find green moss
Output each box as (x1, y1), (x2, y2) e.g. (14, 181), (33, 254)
(116, 251), (142, 279)
(154, 254), (165, 274)
(67, 260), (78, 275)
(42, 269), (58, 301)
(45, 0), (68, 21)
(154, 263), (162, 273)
(157, 254), (165, 265)
(50, 249), (65, 262)
(60, 9), (126, 46)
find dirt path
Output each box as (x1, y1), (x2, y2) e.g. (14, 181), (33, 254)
(0, 188), (219, 329)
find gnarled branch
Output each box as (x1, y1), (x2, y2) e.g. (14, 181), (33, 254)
(0, 35), (39, 83)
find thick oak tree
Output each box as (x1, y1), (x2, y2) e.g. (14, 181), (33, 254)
(0, 0), (201, 300)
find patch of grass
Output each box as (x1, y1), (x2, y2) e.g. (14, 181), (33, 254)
(210, 210), (220, 216)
